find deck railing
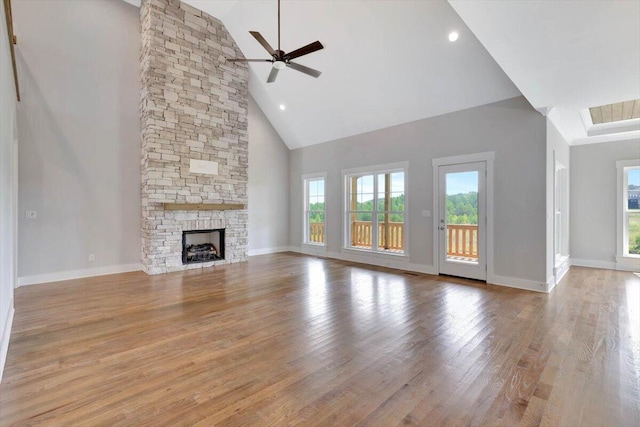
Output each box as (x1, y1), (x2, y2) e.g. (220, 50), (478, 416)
(311, 222), (478, 258)
(309, 222), (325, 243)
(351, 221), (404, 250)
(447, 224), (478, 259)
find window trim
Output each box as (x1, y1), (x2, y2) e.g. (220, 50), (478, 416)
(342, 161), (409, 257)
(616, 159), (640, 265)
(580, 107), (640, 138)
(302, 172), (327, 248)
(554, 161), (569, 265)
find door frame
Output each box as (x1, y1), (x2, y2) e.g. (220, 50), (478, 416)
(432, 151), (495, 280)
(437, 161), (487, 280)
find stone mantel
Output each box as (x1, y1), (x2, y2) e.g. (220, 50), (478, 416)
(163, 203), (246, 211)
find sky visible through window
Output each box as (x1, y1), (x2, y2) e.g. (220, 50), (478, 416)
(628, 167), (640, 255)
(308, 179), (324, 204)
(355, 172), (404, 203)
(447, 171), (478, 195)
(629, 168), (640, 189)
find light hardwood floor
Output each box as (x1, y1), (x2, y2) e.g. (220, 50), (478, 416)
(1, 253), (638, 426)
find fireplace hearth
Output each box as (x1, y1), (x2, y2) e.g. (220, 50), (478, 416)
(182, 229), (225, 265)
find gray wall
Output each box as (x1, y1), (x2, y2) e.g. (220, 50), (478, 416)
(571, 139), (640, 263)
(248, 96), (289, 253)
(546, 119), (570, 281)
(15, 0), (141, 278)
(289, 96), (547, 282)
(1, 0), (18, 380)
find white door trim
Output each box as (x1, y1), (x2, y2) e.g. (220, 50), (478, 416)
(432, 151), (495, 281)
(13, 137), (18, 289)
(437, 162), (486, 280)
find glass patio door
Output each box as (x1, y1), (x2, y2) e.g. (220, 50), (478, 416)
(437, 162), (486, 281)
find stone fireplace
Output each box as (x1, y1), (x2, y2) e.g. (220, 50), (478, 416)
(139, 0), (248, 274)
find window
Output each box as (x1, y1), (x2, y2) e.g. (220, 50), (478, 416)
(582, 99), (640, 138)
(617, 160), (640, 262)
(554, 162), (568, 262)
(589, 99), (640, 125)
(303, 175), (325, 245)
(344, 164), (406, 255)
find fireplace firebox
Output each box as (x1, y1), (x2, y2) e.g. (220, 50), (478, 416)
(182, 229), (225, 265)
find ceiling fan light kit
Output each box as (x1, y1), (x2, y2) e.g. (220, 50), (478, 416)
(226, 0), (324, 83)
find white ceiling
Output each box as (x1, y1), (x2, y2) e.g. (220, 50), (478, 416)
(449, 0), (640, 145)
(124, 0), (521, 149)
(123, 0), (640, 147)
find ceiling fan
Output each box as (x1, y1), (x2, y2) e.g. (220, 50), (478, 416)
(226, 0), (324, 83)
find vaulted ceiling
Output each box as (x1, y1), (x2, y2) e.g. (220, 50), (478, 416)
(126, 0), (520, 149)
(124, 0), (640, 148)
(449, 0), (640, 145)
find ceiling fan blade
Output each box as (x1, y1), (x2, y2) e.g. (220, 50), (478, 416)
(227, 58), (272, 62)
(267, 67), (279, 83)
(287, 61), (322, 78)
(286, 41), (324, 61)
(249, 31), (276, 56)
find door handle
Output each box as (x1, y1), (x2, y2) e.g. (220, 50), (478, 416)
(439, 225), (446, 231)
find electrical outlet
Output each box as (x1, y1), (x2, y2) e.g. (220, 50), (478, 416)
(88, 254), (95, 262)
(26, 210), (37, 219)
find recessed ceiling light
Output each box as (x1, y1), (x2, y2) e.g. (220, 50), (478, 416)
(279, 104), (286, 111)
(448, 31), (459, 42)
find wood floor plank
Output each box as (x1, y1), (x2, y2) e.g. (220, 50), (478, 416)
(0, 254), (638, 425)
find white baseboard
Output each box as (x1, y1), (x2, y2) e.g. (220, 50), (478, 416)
(17, 263), (143, 287)
(0, 301), (15, 383)
(556, 264), (569, 282)
(487, 274), (548, 293)
(571, 258), (639, 271)
(295, 245), (329, 258)
(614, 256), (640, 272)
(248, 246), (291, 256)
(570, 258), (617, 270)
(289, 245), (438, 276)
(550, 258), (571, 292)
